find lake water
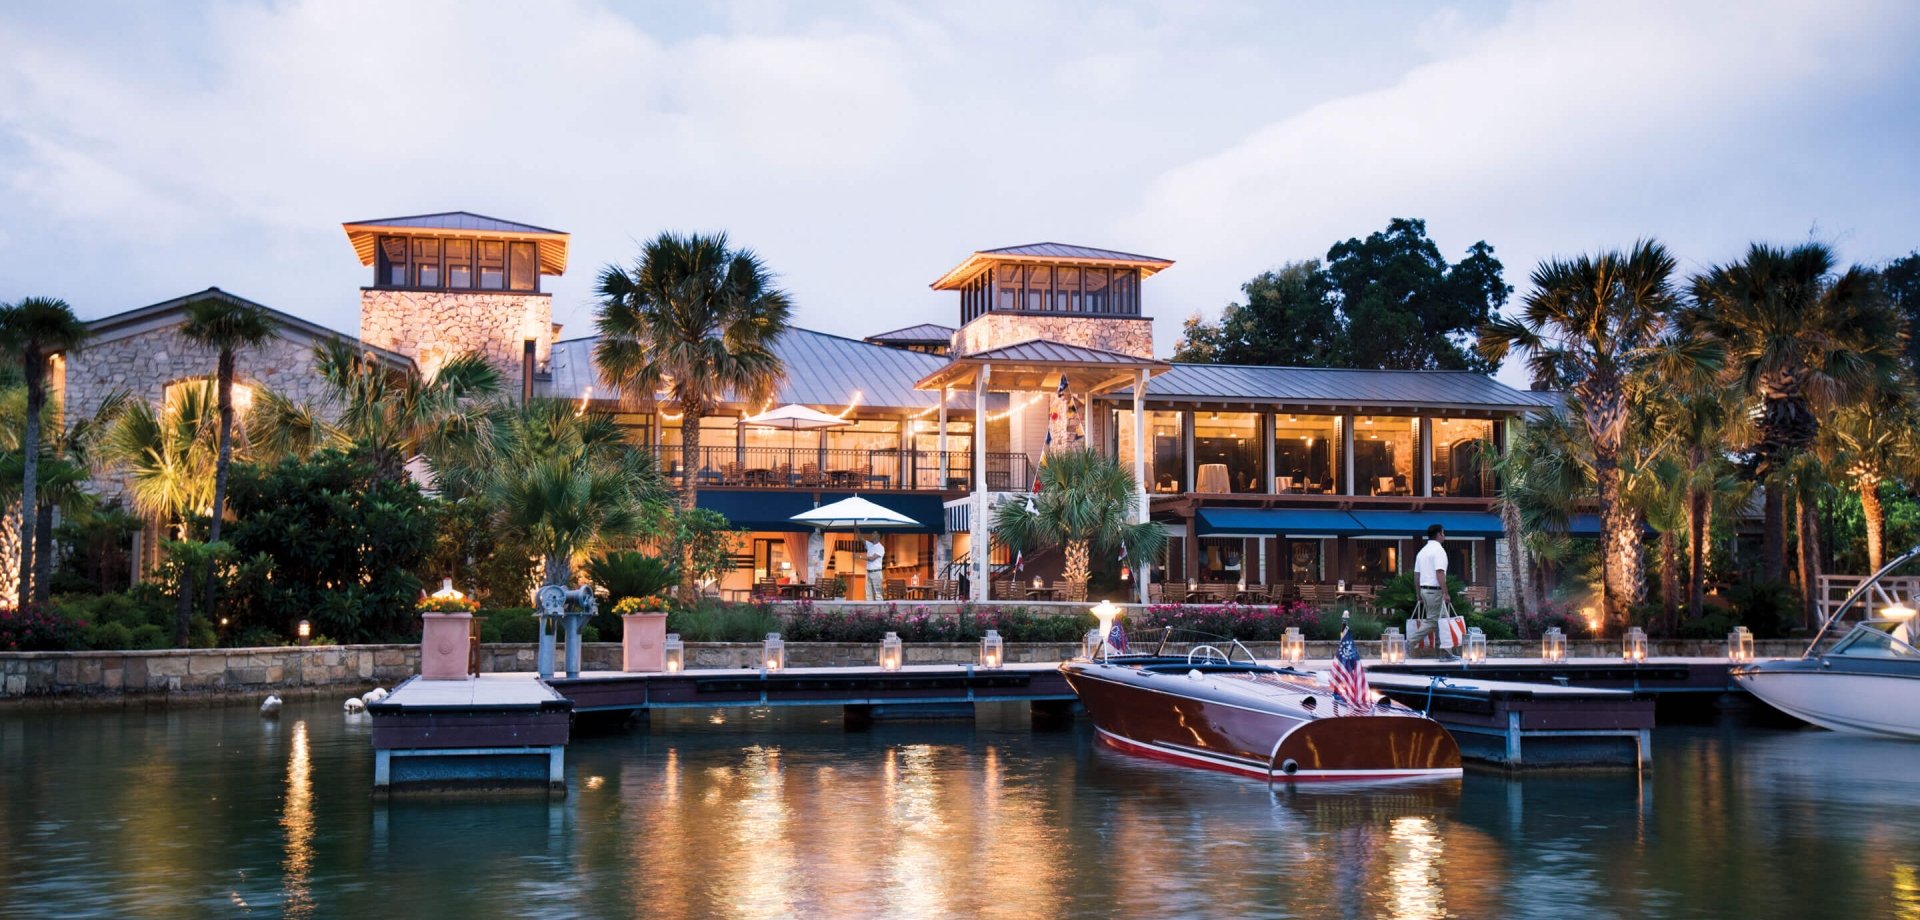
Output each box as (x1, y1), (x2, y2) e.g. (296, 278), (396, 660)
(2, 699), (1918, 919)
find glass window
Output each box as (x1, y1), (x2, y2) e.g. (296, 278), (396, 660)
(1288, 540), (1324, 583)
(1055, 267), (1080, 312)
(1355, 541), (1400, 583)
(509, 242), (537, 291)
(1110, 269), (1137, 314)
(1432, 417), (1496, 497)
(1025, 265), (1051, 312)
(1127, 410), (1183, 494)
(1273, 414), (1341, 494)
(445, 239), (473, 288)
(995, 265), (1022, 312)
(479, 241), (506, 290)
(1354, 415), (1418, 496)
(379, 237), (408, 286)
(658, 416), (741, 481)
(1445, 542), (1475, 583)
(1198, 538), (1247, 584)
(1083, 268), (1110, 313)
(1193, 411), (1263, 493)
(411, 238), (440, 288)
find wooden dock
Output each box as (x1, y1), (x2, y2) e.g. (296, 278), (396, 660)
(367, 675), (573, 793)
(1374, 657), (1740, 696)
(1358, 669), (1653, 768)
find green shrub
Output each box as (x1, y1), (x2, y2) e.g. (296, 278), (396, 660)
(1465, 610), (1516, 640)
(1315, 606), (1384, 640)
(130, 624), (170, 650)
(1726, 580), (1798, 638)
(1372, 573), (1469, 619)
(487, 608), (540, 643)
(82, 621), (134, 651)
(668, 601), (783, 643)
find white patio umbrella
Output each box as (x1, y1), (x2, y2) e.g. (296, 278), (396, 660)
(789, 495), (921, 529)
(745, 404), (850, 466)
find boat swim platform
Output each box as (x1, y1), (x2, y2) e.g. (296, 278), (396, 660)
(1343, 667), (1655, 769)
(1373, 657), (1743, 697)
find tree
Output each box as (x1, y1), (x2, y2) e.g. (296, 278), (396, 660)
(1884, 251), (1920, 377)
(991, 448), (1166, 600)
(1687, 243), (1903, 618)
(101, 383), (221, 646)
(1175, 220), (1509, 371)
(1822, 387), (1920, 573)
(1479, 241), (1711, 630)
(594, 232), (791, 596)
(310, 338), (501, 484)
(0, 297), (91, 610)
(179, 293), (278, 622)
(1171, 261), (1340, 365)
(483, 400), (669, 589)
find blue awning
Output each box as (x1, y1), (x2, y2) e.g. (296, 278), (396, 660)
(696, 491), (946, 533)
(1346, 510), (1504, 538)
(1194, 508), (1369, 537)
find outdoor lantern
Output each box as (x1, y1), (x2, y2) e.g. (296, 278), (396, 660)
(1463, 627), (1487, 664)
(297, 620), (311, 643)
(1033, 575), (1044, 590)
(1381, 627), (1407, 664)
(1542, 627), (1567, 663)
(1623, 626), (1649, 663)
(982, 629), (1004, 670)
(1883, 602), (1917, 622)
(1090, 600), (1121, 653)
(879, 631), (903, 671)
(664, 633), (684, 673)
(1188, 580), (1198, 593)
(1282, 627), (1306, 664)
(1726, 626), (1753, 663)
(431, 578), (465, 601)
(763, 632), (786, 671)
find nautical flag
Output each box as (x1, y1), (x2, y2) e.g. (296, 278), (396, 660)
(1013, 549), (1024, 572)
(1329, 621), (1372, 712)
(1107, 621), (1129, 654)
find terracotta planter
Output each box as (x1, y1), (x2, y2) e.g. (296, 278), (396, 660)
(420, 612), (473, 680)
(621, 612), (670, 672)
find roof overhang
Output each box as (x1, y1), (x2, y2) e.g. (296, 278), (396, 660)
(931, 250), (1174, 291)
(342, 221), (569, 276)
(916, 341), (1169, 394)
(84, 287), (415, 371)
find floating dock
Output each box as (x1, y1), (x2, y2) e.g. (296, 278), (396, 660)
(368, 675), (572, 793)
(1360, 669), (1653, 768)
(1375, 657), (1741, 696)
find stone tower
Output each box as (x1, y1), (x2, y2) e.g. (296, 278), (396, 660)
(344, 211), (570, 397)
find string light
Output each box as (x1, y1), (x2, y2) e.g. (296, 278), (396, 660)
(835, 390), (865, 419)
(575, 386), (593, 416)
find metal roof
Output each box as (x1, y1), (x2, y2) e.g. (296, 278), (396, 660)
(1103, 363), (1543, 413)
(541, 327), (1000, 413)
(341, 211), (569, 276)
(85, 287), (415, 370)
(963, 338), (1164, 366)
(864, 323), (955, 344)
(931, 241), (1174, 290)
(917, 338), (1169, 392)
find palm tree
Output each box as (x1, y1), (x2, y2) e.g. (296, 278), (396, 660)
(101, 383), (222, 647)
(309, 339), (501, 483)
(179, 293), (277, 619)
(1823, 387), (1920, 573)
(0, 297), (91, 610)
(1494, 406), (1595, 616)
(1479, 241), (1712, 630)
(991, 448), (1166, 600)
(483, 399), (669, 588)
(594, 232), (791, 514)
(1687, 243), (1903, 599)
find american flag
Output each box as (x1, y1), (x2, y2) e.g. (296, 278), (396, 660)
(1106, 621), (1129, 654)
(1329, 620), (1371, 712)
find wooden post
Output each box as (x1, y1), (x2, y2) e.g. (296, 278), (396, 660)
(972, 366), (991, 602)
(938, 386), (950, 487)
(1134, 368), (1150, 604)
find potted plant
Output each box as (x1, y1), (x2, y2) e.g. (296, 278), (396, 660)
(616, 595), (672, 672)
(417, 586), (481, 680)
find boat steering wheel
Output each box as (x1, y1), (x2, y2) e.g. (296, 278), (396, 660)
(1187, 645), (1229, 665)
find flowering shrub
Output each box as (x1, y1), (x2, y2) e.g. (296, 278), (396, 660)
(775, 603), (1091, 644)
(417, 594), (480, 614)
(0, 607), (85, 651)
(613, 595), (670, 616)
(1132, 601), (1320, 641)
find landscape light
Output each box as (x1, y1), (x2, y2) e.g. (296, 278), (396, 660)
(297, 620), (311, 642)
(1882, 602), (1917, 621)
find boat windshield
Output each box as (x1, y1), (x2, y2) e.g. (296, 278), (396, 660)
(1829, 621), (1920, 659)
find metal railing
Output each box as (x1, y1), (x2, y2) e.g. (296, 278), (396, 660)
(651, 445), (1031, 492)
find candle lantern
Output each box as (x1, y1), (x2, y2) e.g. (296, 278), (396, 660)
(664, 633), (684, 673)
(879, 631), (903, 671)
(762, 632), (786, 671)
(1033, 575), (1044, 590)
(981, 629), (1004, 669)
(1542, 627), (1566, 663)
(1623, 626), (1648, 663)
(1281, 627), (1305, 664)
(1463, 627), (1487, 664)
(297, 619), (311, 644)
(1381, 627), (1407, 664)
(1726, 626), (1753, 664)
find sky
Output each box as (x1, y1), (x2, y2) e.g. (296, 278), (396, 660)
(1, 0), (1916, 388)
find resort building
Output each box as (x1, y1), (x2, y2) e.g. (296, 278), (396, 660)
(62, 211), (1555, 604)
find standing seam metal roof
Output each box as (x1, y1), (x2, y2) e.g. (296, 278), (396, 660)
(1105, 363), (1542, 411)
(978, 242), (1172, 264)
(340, 211), (565, 235)
(864, 323), (956, 344)
(961, 338), (1167, 366)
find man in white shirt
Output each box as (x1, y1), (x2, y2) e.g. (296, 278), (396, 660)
(862, 531), (886, 601)
(1408, 524), (1454, 658)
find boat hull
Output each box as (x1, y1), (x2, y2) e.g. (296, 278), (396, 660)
(1733, 659), (1920, 739)
(1063, 662), (1461, 781)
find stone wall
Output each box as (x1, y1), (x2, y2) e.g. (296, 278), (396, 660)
(63, 325), (344, 503)
(359, 288), (552, 391)
(955, 313), (1154, 359)
(0, 638), (1808, 703)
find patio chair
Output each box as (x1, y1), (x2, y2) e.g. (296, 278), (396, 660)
(1058, 581), (1087, 603)
(798, 463), (825, 487)
(884, 579), (907, 601)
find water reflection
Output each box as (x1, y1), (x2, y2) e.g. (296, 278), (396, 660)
(1387, 816), (1444, 919)
(281, 719), (314, 918)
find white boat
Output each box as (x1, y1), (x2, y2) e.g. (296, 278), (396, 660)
(1733, 547), (1920, 739)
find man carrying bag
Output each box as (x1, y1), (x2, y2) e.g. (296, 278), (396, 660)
(1407, 523), (1463, 659)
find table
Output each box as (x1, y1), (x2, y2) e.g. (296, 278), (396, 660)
(777, 583), (817, 600)
(1024, 588), (1059, 601)
(825, 469), (863, 488)
(1196, 463), (1231, 494)
(1232, 590), (1272, 604)
(904, 585), (939, 601)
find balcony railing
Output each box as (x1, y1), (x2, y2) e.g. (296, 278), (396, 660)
(652, 446), (1031, 492)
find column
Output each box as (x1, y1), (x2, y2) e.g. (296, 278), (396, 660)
(1341, 414), (1355, 496)
(1134, 368), (1150, 604)
(1419, 416), (1433, 496)
(938, 386), (950, 487)
(1265, 412), (1277, 494)
(972, 367), (991, 602)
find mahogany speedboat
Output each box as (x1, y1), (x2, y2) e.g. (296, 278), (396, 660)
(1060, 631), (1462, 782)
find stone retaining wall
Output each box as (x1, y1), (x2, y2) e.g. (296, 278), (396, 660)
(0, 638), (1807, 703)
